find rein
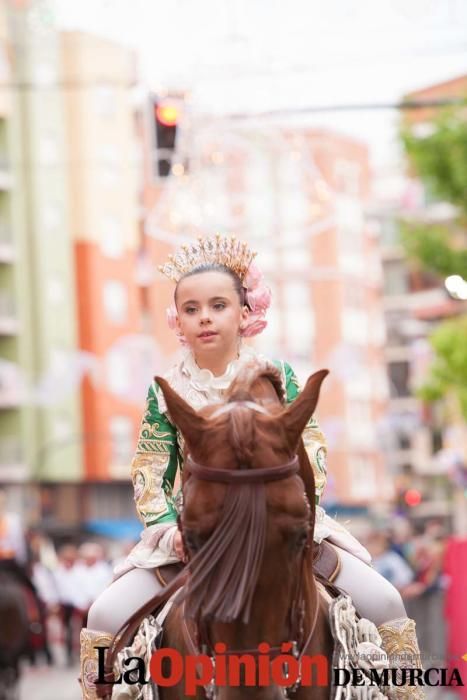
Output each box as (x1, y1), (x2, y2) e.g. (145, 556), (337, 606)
(181, 450), (319, 698)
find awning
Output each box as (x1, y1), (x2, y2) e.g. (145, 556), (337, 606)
(84, 519), (141, 540)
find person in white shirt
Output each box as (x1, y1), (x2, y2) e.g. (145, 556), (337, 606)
(53, 545), (87, 665)
(76, 543), (112, 617)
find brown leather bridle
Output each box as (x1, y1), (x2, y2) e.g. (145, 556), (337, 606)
(180, 451), (320, 699)
(97, 402), (320, 700)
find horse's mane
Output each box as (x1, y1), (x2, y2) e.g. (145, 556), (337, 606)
(226, 360), (286, 404)
(183, 361), (291, 625)
(223, 361), (285, 466)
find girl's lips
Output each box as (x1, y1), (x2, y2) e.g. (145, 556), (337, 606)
(198, 331), (218, 339)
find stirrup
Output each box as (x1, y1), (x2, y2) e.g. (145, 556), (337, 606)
(378, 617), (425, 700)
(80, 628), (115, 700)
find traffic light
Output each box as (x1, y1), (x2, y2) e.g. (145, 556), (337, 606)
(152, 98), (180, 178)
(403, 488), (422, 508)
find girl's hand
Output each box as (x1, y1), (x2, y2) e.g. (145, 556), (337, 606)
(173, 530), (185, 561)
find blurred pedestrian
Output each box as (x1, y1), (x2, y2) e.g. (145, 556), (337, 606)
(0, 489), (45, 666)
(410, 519), (447, 593)
(0, 488), (27, 564)
(53, 544), (87, 666)
(367, 531), (424, 599)
(76, 543), (112, 624)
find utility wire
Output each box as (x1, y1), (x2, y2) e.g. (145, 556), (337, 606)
(225, 97), (467, 119)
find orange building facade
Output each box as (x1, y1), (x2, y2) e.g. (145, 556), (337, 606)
(61, 32), (144, 492)
(139, 120), (392, 508)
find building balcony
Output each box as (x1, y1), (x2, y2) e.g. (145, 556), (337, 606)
(0, 439), (27, 480)
(0, 228), (14, 263)
(388, 396), (419, 414)
(383, 287), (448, 313)
(0, 293), (19, 335)
(0, 157), (12, 190)
(0, 363), (22, 408)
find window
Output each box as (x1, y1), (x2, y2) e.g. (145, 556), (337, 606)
(383, 260), (409, 296)
(388, 361), (410, 398)
(283, 248), (309, 272)
(284, 282), (310, 309)
(40, 132), (58, 165)
(103, 281), (128, 324)
(279, 191), (308, 228)
(106, 349), (130, 396)
(380, 219), (399, 248)
(53, 414), (72, 442)
(94, 85), (117, 118)
(109, 416), (134, 465)
(97, 146), (120, 188)
(245, 154), (273, 238)
(342, 309), (369, 345)
(43, 205), (61, 233)
(47, 276), (65, 305)
(345, 284), (365, 308)
(335, 160), (361, 196)
(100, 216), (124, 259)
(347, 401), (375, 449)
(349, 456), (376, 499)
(285, 310), (314, 357)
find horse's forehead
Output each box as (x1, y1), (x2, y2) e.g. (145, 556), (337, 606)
(209, 401), (270, 419)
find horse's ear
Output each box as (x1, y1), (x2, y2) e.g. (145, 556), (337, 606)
(281, 369), (329, 449)
(155, 376), (208, 448)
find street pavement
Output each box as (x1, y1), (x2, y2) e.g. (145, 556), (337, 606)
(20, 662), (81, 700)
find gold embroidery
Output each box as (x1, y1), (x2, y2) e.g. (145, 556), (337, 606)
(378, 618), (424, 700)
(131, 452), (172, 522)
(80, 628), (115, 699)
(302, 423), (328, 500)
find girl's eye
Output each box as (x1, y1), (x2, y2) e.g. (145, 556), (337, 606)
(213, 303), (226, 310)
(185, 307), (197, 314)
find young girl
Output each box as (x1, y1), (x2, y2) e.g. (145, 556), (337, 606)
(80, 235), (423, 699)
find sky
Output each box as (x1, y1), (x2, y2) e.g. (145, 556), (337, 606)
(53, 0), (467, 166)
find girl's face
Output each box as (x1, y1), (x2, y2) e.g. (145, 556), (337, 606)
(175, 271), (249, 357)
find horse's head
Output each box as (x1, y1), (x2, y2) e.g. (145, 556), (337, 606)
(155, 362), (328, 688)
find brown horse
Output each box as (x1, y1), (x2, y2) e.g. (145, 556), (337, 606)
(0, 566), (30, 700)
(152, 361), (334, 700)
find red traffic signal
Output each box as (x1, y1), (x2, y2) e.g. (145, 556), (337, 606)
(152, 98), (180, 177)
(155, 104), (179, 127)
(404, 489), (422, 507)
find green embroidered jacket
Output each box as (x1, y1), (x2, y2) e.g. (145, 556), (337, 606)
(131, 361), (328, 528)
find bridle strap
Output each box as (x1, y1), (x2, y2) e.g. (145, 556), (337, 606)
(185, 454), (299, 484)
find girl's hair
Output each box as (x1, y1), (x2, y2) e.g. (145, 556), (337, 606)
(174, 263), (248, 307)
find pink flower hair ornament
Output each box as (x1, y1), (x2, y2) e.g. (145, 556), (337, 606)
(165, 261), (272, 342)
(241, 262), (271, 337)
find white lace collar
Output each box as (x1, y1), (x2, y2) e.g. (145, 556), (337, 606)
(156, 345), (261, 414)
(180, 346), (258, 392)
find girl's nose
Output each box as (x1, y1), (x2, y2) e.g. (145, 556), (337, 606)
(200, 309), (212, 324)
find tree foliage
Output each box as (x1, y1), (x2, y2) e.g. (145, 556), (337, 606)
(416, 318), (467, 420)
(399, 222), (467, 279)
(400, 101), (467, 417)
(401, 101), (467, 216)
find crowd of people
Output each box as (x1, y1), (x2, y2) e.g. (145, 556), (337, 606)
(0, 485), (451, 670)
(365, 517), (448, 598)
(0, 490), (118, 668)
(365, 516), (449, 663)
(30, 538), (114, 666)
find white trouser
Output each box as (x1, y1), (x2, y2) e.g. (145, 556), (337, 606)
(87, 545), (406, 635)
(333, 546), (406, 626)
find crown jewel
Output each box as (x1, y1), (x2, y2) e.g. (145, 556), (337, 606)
(159, 234), (257, 283)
